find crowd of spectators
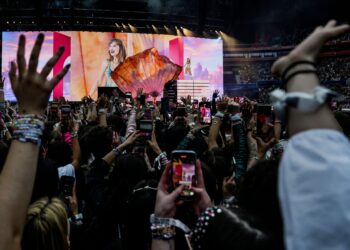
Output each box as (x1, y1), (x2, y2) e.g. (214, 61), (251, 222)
(232, 56), (350, 85)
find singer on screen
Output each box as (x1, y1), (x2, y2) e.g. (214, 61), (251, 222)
(89, 38), (126, 96)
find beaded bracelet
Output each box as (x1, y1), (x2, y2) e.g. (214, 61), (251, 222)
(12, 114), (45, 145)
(192, 206), (223, 249)
(151, 224), (176, 240)
(70, 131), (78, 139)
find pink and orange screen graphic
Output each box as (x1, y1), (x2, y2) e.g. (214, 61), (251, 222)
(2, 31), (223, 101)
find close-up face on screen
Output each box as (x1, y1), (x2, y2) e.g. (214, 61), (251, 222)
(172, 153), (196, 197)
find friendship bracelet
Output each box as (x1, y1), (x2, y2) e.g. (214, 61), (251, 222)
(284, 69), (318, 84)
(151, 224), (176, 240)
(70, 131), (78, 139)
(12, 114), (45, 145)
(281, 60), (316, 81)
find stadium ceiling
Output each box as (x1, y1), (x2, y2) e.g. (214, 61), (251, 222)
(0, 0), (348, 40)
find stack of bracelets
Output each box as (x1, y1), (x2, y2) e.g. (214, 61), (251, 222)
(12, 114), (45, 145)
(150, 214), (191, 241)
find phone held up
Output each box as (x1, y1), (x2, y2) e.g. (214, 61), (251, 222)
(171, 150), (197, 201)
(59, 175), (75, 198)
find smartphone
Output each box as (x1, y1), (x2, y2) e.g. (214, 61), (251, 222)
(50, 102), (59, 112)
(61, 104), (71, 114)
(256, 105), (273, 139)
(171, 150), (196, 200)
(202, 107), (212, 124)
(138, 120), (153, 141)
(125, 92), (132, 103)
(59, 176), (75, 197)
(193, 99), (199, 109)
(144, 109), (152, 120)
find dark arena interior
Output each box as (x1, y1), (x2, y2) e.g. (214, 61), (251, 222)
(0, 1), (350, 250)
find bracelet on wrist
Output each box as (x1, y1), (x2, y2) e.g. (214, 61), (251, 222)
(150, 214), (191, 240)
(12, 114), (45, 145)
(70, 131), (78, 139)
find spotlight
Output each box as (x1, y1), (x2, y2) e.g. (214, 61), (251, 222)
(129, 24), (137, 33)
(152, 25), (159, 33)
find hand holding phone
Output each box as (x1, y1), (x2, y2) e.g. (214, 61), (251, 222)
(171, 150), (197, 200)
(59, 176), (75, 197)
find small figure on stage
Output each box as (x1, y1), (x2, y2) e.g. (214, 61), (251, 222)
(185, 57), (192, 76)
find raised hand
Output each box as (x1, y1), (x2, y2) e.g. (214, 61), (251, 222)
(216, 96), (228, 113)
(147, 129), (162, 155)
(192, 160), (212, 215)
(272, 20), (349, 76)
(9, 34), (70, 115)
(213, 89), (220, 99)
(222, 176), (236, 199)
(154, 163), (185, 218)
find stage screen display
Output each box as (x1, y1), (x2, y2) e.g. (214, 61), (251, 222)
(1, 31), (223, 101)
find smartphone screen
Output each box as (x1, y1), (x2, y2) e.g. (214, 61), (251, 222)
(138, 120), (153, 141)
(257, 105), (273, 139)
(193, 99), (199, 109)
(59, 176), (75, 197)
(61, 105), (71, 114)
(171, 150), (196, 200)
(144, 109), (152, 120)
(203, 107), (212, 124)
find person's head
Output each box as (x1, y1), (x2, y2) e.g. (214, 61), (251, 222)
(125, 179), (158, 250)
(108, 38), (126, 63)
(165, 125), (190, 155)
(22, 197), (69, 250)
(237, 160), (282, 240)
(86, 126), (113, 159)
(46, 141), (72, 166)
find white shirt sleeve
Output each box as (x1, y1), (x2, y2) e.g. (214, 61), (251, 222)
(279, 129), (350, 250)
(58, 163), (76, 179)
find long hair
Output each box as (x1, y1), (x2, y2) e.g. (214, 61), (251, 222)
(22, 197), (69, 250)
(108, 38), (126, 63)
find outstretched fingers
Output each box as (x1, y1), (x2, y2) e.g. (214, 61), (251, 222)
(17, 35), (26, 79)
(47, 64), (70, 91)
(28, 33), (44, 74)
(41, 46), (65, 78)
(9, 61), (18, 90)
(158, 163), (172, 191)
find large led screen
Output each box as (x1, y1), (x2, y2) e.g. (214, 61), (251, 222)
(2, 31), (223, 101)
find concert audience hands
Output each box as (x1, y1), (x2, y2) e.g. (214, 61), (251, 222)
(272, 20), (350, 76)
(192, 160), (212, 215)
(147, 129), (162, 155)
(154, 163), (185, 218)
(9, 34), (70, 115)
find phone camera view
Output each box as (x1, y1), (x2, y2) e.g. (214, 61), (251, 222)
(139, 120), (153, 141)
(200, 104), (211, 124)
(171, 151), (196, 199)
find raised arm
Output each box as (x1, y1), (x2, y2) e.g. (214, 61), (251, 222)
(0, 34), (69, 249)
(272, 20), (349, 135)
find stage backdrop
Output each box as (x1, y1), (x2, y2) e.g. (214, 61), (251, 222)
(1, 31), (223, 101)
